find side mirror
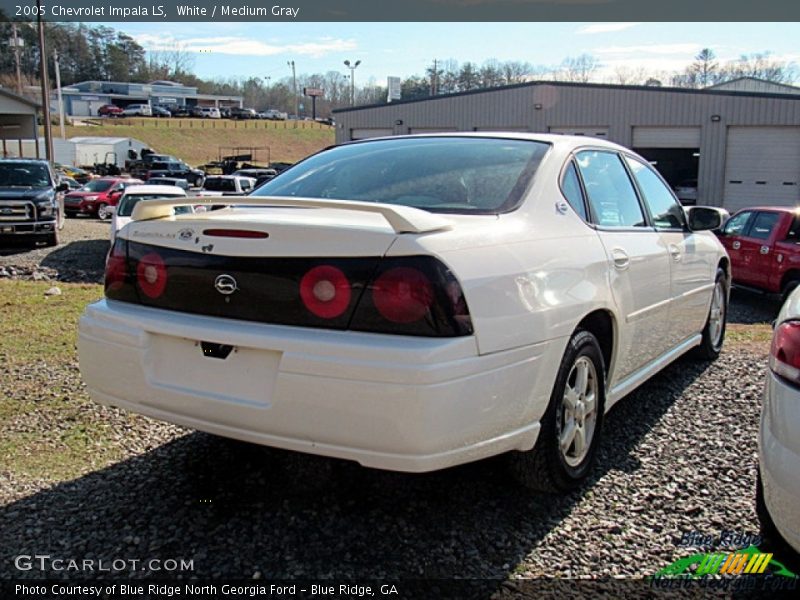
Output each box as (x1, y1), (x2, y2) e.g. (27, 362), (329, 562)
(685, 206), (729, 232)
(56, 182), (69, 192)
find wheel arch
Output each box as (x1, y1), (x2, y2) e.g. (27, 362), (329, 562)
(575, 309), (615, 377)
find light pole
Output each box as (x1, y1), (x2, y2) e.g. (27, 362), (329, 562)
(344, 59), (361, 106)
(287, 60), (297, 116)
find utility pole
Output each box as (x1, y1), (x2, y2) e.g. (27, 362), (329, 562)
(36, 0), (53, 161)
(11, 23), (23, 95)
(343, 59), (361, 106)
(287, 60), (297, 116)
(53, 49), (65, 139)
(431, 59), (438, 96)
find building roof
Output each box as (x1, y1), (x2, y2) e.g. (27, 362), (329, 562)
(0, 86), (41, 110)
(333, 78), (800, 114)
(705, 77), (800, 95)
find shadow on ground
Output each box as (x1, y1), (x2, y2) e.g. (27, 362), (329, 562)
(728, 287), (782, 325)
(0, 356), (713, 588)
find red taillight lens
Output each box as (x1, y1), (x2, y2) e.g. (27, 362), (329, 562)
(372, 267), (434, 324)
(299, 265), (352, 319)
(136, 252), (168, 299)
(104, 242), (127, 292)
(770, 321), (800, 384)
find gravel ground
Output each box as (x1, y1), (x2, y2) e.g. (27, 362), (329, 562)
(0, 217), (108, 283)
(1, 222), (797, 594)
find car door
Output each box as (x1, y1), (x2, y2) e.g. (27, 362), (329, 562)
(718, 210), (756, 285)
(745, 211), (782, 289)
(575, 149), (672, 381)
(624, 156), (717, 347)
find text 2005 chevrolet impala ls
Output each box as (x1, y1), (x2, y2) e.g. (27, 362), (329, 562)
(78, 134), (729, 491)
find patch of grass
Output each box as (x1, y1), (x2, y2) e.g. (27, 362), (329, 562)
(726, 323), (773, 349)
(56, 119), (334, 167)
(0, 280), (103, 365)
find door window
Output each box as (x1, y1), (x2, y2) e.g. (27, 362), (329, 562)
(576, 150), (646, 228)
(624, 157), (685, 230)
(722, 211), (753, 236)
(749, 212), (780, 240)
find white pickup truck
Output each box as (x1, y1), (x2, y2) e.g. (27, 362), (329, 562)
(196, 175), (257, 197)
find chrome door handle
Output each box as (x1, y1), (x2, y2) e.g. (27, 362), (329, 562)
(668, 244), (682, 262)
(611, 248), (630, 270)
(732, 241), (741, 250)
(760, 245), (770, 255)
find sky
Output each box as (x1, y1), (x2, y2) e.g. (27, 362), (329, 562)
(111, 22), (799, 85)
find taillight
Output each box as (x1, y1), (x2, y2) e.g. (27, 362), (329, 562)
(136, 252), (168, 299)
(299, 265), (352, 319)
(105, 239), (127, 292)
(372, 267), (433, 323)
(770, 321), (800, 384)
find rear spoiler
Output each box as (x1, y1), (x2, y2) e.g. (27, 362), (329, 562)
(130, 195), (452, 234)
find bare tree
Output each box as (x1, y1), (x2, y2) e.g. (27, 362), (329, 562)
(557, 54), (601, 83)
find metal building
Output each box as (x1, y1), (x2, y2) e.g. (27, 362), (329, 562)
(0, 87), (39, 158)
(333, 79), (800, 212)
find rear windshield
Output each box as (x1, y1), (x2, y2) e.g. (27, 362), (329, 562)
(0, 163), (52, 188)
(251, 137), (549, 214)
(82, 179), (114, 192)
(118, 194), (186, 216)
(204, 178), (236, 192)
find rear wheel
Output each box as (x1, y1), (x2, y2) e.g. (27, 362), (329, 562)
(508, 330), (606, 493)
(692, 267), (727, 360)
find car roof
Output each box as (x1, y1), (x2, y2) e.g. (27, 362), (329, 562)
(732, 206), (798, 214)
(123, 184), (187, 195)
(343, 131), (629, 153)
(0, 157), (50, 164)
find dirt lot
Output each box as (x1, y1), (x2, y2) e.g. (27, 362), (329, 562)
(0, 220), (797, 591)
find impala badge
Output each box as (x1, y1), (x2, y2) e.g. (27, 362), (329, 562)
(214, 274), (238, 296)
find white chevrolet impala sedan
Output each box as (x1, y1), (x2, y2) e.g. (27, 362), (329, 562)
(78, 134), (729, 491)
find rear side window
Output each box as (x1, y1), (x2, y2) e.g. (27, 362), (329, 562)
(252, 137), (549, 214)
(749, 212), (780, 240)
(576, 150), (646, 227)
(625, 157), (685, 230)
(561, 161), (587, 221)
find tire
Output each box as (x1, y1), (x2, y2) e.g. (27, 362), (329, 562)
(96, 203), (110, 220)
(691, 267), (727, 360)
(194, 176), (205, 189)
(44, 227), (59, 247)
(508, 330), (606, 493)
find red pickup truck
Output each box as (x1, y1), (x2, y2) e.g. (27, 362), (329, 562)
(718, 207), (800, 298)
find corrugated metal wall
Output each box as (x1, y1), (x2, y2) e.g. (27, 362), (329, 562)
(334, 83), (800, 207)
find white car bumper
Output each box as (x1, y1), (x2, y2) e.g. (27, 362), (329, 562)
(78, 300), (564, 472)
(760, 371), (800, 553)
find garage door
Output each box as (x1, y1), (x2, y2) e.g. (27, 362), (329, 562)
(724, 127), (800, 213)
(350, 128), (393, 140)
(632, 127), (701, 148)
(549, 126), (609, 138)
(408, 127), (457, 134)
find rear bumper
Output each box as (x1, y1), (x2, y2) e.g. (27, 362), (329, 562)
(78, 300), (564, 472)
(760, 371), (800, 553)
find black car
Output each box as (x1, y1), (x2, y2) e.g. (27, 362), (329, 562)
(167, 106), (191, 118)
(230, 107), (257, 120)
(145, 161), (205, 187)
(151, 106), (171, 118)
(0, 159), (68, 246)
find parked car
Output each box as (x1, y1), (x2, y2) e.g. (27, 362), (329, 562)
(122, 104), (152, 117)
(97, 104), (124, 117)
(262, 109), (287, 120)
(168, 106), (191, 118)
(232, 168), (277, 188)
(59, 175), (82, 191)
(0, 158), (67, 246)
(144, 161), (205, 187)
(195, 106), (221, 119)
(147, 177), (190, 191)
(198, 175), (256, 196)
(674, 179), (698, 205)
(151, 106), (171, 118)
(758, 284), (800, 554)
(78, 134), (728, 491)
(64, 176), (143, 220)
(230, 107), (257, 120)
(54, 163), (92, 184)
(716, 207), (800, 300)
(219, 107), (232, 119)
(109, 185), (189, 244)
